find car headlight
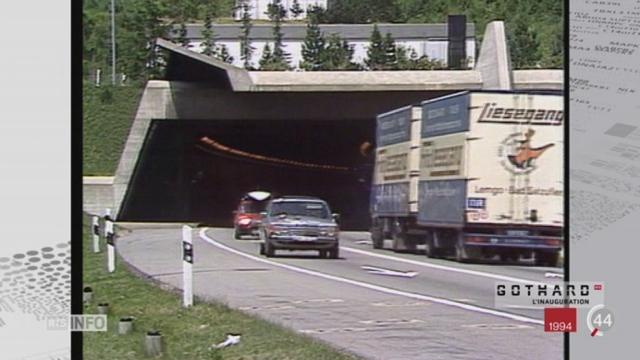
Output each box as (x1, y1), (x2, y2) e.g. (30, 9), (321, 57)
(267, 225), (289, 236)
(320, 227), (338, 237)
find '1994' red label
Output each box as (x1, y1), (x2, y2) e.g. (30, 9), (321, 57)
(544, 308), (577, 332)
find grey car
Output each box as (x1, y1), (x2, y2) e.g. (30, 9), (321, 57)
(259, 196), (340, 258)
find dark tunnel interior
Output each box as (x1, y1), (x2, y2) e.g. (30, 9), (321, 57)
(119, 119), (376, 230)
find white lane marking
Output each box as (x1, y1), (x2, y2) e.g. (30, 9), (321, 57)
(359, 319), (424, 326)
(355, 240), (373, 245)
(504, 305), (545, 310)
(341, 246), (548, 285)
(239, 305), (295, 311)
(291, 298), (344, 304)
(200, 228), (544, 326)
(545, 272), (564, 279)
(371, 301), (430, 307)
(361, 265), (419, 278)
(300, 320), (425, 334)
(463, 323), (533, 330)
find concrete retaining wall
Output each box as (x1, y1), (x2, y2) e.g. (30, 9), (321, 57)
(83, 176), (114, 216)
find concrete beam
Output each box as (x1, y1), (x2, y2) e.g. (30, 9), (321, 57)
(512, 70), (563, 91)
(112, 81), (177, 218)
(475, 21), (513, 90)
(156, 38), (253, 91)
(83, 176), (114, 216)
(247, 70), (483, 92)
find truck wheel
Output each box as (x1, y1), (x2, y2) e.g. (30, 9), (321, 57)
(454, 232), (474, 263)
(329, 244), (340, 259)
(535, 251), (559, 267)
(319, 250), (327, 258)
(455, 243), (470, 262)
(391, 220), (408, 253)
(371, 221), (384, 249)
(425, 234), (442, 258)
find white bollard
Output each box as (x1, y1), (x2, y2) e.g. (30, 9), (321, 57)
(92, 216), (100, 253)
(182, 225), (193, 308)
(105, 209), (115, 273)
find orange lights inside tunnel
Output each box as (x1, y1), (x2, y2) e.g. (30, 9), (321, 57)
(198, 136), (358, 172)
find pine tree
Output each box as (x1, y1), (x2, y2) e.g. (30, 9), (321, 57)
(396, 45), (411, 70)
(365, 24), (386, 70)
(138, 0), (171, 79)
(307, 4), (327, 23)
(259, 43), (274, 69)
(300, 12), (325, 70)
(266, 0), (290, 70)
(217, 44), (234, 64)
(175, 21), (189, 47)
(238, 1), (255, 69)
(200, 12), (216, 56)
(290, 0), (304, 20)
(382, 32), (397, 70)
(322, 34), (358, 70)
(414, 55), (444, 70)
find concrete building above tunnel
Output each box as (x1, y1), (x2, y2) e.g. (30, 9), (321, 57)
(177, 22), (477, 70)
(82, 21), (563, 230)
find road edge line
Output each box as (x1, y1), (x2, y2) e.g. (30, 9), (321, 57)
(199, 228), (544, 326)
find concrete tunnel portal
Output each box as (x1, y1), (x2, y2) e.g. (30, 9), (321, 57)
(118, 90), (453, 230)
(88, 30), (564, 226)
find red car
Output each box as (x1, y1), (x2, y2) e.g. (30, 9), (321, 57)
(233, 191), (271, 239)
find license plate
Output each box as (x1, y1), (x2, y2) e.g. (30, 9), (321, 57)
(506, 230), (530, 236)
(293, 236), (316, 242)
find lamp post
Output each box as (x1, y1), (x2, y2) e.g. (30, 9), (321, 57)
(111, 0), (116, 85)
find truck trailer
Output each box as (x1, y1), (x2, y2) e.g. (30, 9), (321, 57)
(370, 91), (564, 266)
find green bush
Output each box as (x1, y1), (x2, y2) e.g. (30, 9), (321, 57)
(83, 82), (143, 176)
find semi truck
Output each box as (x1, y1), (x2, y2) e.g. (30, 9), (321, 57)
(370, 91), (564, 266)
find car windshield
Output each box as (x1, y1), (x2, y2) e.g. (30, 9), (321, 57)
(238, 200), (266, 214)
(269, 201), (330, 219)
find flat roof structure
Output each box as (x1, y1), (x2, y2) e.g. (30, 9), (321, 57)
(178, 23), (476, 41)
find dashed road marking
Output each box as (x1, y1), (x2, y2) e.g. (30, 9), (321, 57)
(299, 320), (425, 334)
(239, 298), (344, 311)
(341, 246), (548, 285)
(359, 319), (424, 326)
(371, 301), (430, 307)
(200, 229), (544, 326)
(504, 305), (545, 310)
(291, 298), (344, 304)
(463, 323), (533, 330)
(361, 265), (418, 278)
(239, 305), (295, 311)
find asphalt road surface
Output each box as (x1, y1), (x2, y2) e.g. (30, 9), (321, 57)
(117, 225), (564, 360)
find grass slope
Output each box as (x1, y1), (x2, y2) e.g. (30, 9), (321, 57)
(83, 83), (143, 176)
(82, 219), (357, 359)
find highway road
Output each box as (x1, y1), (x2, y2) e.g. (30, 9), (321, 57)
(118, 225), (563, 360)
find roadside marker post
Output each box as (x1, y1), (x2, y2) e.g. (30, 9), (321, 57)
(182, 225), (194, 308)
(105, 209), (115, 273)
(92, 216), (100, 253)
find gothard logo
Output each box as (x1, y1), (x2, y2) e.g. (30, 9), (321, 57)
(498, 129), (554, 174)
(495, 282), (606, 309)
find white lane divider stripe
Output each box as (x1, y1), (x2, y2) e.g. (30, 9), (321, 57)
(341, 246), (548, 285)
(199, 228), (544, 326)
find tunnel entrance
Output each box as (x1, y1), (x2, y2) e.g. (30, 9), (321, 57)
(119, 119), (375, 230)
